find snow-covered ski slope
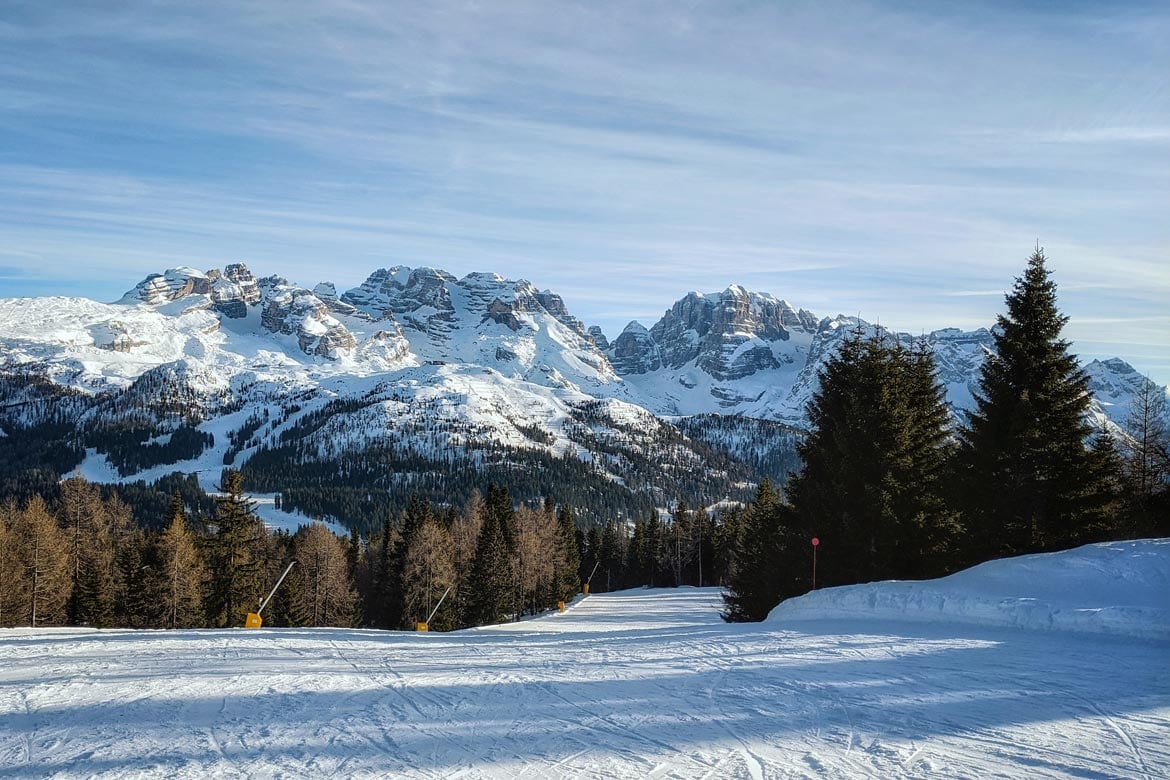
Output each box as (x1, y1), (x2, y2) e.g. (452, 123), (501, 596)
(2, 541), (1168, 779)
(769, 538), (1170, 640)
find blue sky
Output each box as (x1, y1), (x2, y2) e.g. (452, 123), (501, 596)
(1, 1), (1167, 382)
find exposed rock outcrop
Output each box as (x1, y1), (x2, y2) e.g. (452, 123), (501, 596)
(535, 291), (589, 337)
(606, 286), (818, 381)
(642, 286), (818, 380)
(260, 277), (356, 359)
(120, 267), (212, 305)
(312, 282), (359, 317)
(210, 263), (261, 318)
(610, 322), (661, 374)
(342, 267), (458, 332)
(121, 263), (262, 319)
(587, 326), (610, 351)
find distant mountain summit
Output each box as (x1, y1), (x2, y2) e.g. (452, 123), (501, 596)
(120, 263), (261, 318)
(0, 262), (1161, 525)
(591, 286), (990, 424)
(4, 260), (1159, 430)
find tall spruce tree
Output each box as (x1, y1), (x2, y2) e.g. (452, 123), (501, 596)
(723, 479), (799, 621)
(646, 513), (671, 587)
(788, 327), (960, 585)
(112, 514), (149, 628)
(597, 519), (623, 593)
(712, 505), (745, 589)
(1085, 428), (1127, 538)
(466, 483), (517, 626)
(957, 247), (1107, 556)
(345, 526), (364, 624)
(206, 470), (265, 627)
(370, 515), (398, 628)
(627, 516), (650, 588)
(553, 503), (581, 602)
(389, 495), (432, 628)
(890, 337), (963, 578)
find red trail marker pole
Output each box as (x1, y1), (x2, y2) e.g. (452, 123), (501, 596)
(811, 537), (820, 590)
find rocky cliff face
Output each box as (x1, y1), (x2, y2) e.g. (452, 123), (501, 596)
(610, 323), (661, 374)
(120, 267), (213, 305)
(535, 291), (590, 337)
(587, 326), (610, 351)
(336, 267), (613, 381)
(259, 278), (358, 359)
(114, 263), (614, 377)
(311, 282), (359, 317)
(613, 286), (821, 381)
(211, 263), (261, 318)
(121, 264), (363, 360)
(342, 266), (458, 334)
(600, 286), (999, 423)
(121, 264), (263, 320)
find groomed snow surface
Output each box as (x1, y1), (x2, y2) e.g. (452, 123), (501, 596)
(2, 540), (1168, 779)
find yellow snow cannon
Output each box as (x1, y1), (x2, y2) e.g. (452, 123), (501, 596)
(244, 560), (297, 629)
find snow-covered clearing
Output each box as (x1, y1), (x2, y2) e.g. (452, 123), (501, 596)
(2, 541), (1168, 779)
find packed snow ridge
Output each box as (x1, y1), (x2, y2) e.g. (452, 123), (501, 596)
(769, 538), (1170, 640)
(1, 540), (1167, 778)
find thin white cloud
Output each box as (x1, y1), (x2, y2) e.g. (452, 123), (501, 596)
(1039, 128), (1170, 144)
(941, 290), (1007, 298)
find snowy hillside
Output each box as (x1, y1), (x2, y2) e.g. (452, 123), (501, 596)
(2, 541), (1167, 778)
(0, 263), (1164, 524)
(0, 265), (758, 522)
(769, 538), (1170, 640)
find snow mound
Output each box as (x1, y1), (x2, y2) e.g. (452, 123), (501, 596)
(767, 539), (1170, 640)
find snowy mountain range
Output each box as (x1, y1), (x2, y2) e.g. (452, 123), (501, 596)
(0, 263), (1161, 525)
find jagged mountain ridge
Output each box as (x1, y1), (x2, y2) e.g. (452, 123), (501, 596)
(0, 262), (1161, 527)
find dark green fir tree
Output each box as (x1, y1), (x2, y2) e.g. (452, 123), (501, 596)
(888, 337), (963, 578)
(466, 483), (517, 626)
(957, 246), (1110, 557)
(370, 515), (398, 628)
(597, 520), (623, 593)
(787, 326), (959, 586)
(390, 494), (432, 628)
(722, 479), (797, 622)
(553, 503), (581, 602)
(206, 469), (265, 627)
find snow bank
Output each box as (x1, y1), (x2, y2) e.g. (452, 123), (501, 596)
(767, 538), (1170, 640)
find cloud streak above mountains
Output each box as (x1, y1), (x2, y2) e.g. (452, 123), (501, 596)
(0, 0), (1167, 380)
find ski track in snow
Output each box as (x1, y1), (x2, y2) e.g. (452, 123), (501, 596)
(1, 588), (1168, 779)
